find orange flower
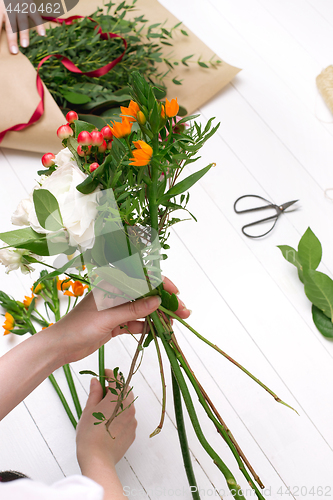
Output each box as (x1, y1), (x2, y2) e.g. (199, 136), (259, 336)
(129, 141), (153, 167)
(165, 98), (179, 118)
(109, 117), (133, 139)
(57, 278), (72, 291)
(2, 312), (14, 335)
(31, 283), (44, 294)
(42, 323), (54, 330)
(23, 294), (34, 309)
(120, 100), (140, 123)
(64, 281), (89, 297)
(161, 104), (165, 118)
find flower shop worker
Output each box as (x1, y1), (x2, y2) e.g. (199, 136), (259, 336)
(0, 0), (45, 54)
(0, 277), (190, 499)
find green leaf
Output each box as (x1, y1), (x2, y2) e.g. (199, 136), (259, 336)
(159, 164), (213, 203)
(94, 266), (150, 299)
(303, 269), (333, 319)
(92, 412), (106, 421)
(79, 370), (98, 376)
(312, 305), (333, 339)
(74, 120), (96, 136)
(277, 245), (304, 283)
(76, 176), (100, 195)
(298, 227), (322, 270)
(169, 293), (179, 312)
(62, 92), (92, 105)
(143, 331), (154, 348)
(198, 61), (209, 68)
(109, 388), (118, 395)
(33, 189), (63, 231)
(0, 227), (52, 256)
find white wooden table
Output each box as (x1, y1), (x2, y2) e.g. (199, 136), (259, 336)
(1, 0), (333, 498)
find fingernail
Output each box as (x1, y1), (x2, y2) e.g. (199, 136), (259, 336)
(40, 29), (46, 36)
(144, 295), (161, 310)
(11, 46), (18, 54)
(21, 39), (28, 48)
(187, 309), (192, 316)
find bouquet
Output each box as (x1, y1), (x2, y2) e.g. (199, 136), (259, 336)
(0, 72), (293, 499)
(21, 0), (221, 127)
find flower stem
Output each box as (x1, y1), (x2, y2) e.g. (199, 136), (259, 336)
(99, 345), (106, 397)
(48, 373), (77, 429)
(171, 369), (200, 500)
(63, 364), (82, 419)
(159, 305), (297, 414)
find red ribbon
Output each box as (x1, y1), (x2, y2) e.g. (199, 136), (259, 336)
(0, 16), (127, 144)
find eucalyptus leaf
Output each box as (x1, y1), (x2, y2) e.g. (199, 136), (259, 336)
(312, 305), (333, 339)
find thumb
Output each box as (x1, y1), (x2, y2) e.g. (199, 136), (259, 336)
(84, 378), (103, 410)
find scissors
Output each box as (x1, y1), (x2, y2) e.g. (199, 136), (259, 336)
(234, 195), (298, 238)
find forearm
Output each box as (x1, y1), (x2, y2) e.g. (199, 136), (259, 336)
(80, 456), (126, 500)
(0, 327), (62, 420)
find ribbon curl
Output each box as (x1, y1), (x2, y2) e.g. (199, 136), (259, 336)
(0, 15), (127, 143)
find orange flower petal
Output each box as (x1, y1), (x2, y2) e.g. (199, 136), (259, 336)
(165, 97), (179, 118)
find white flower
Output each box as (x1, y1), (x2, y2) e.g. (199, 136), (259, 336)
(0, 248), (39, 274)
(29, 162), (100, 251)
(11, 197), (34, 226)
(54, 147), (76, 168)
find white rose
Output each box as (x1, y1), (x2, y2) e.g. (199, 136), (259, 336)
(54, 147), (76, 168)
(0, 248), (39, 274)
(29, 162), (100, 251)
(11, 197), (34, 226)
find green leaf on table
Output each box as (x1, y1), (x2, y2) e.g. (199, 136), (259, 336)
(62, 92), (92, 105)
(94, 266), (150, 299)
(312, 305), (333, 339)
(159, 164), (213, 203)
(298, 227), (322, 270)
(33, 189), (63, 231)
(277, 245), (304, 283)
(79, 370), (98, 376)
(303, 269), (333, 319)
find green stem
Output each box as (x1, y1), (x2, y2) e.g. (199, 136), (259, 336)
(27, 322), (77, 428)
(159, 305), (297, 414)
(171, 335), (265, 498)
(155, 321), (244, 499)
(171, 369), (200, 500)
(63, 364), (82, 419)
(99, 345), (106, 397)
(48, 373), (78, 429)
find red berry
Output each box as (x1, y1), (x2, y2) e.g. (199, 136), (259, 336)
(90, 130), (104, 147)
(107, 140), (113, 150)
(101, 126), (113, 140)
(66, 111), (78, 124)
(77, 145), (92, 157)
(41, 152), (55, 168)
(89, 162), (99, 173)
(57, 124), (73, 140)
(77, 131), (92, 146)
(98, 140), (107, 153)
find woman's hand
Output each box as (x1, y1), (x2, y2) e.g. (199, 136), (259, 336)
(51, 276), (191, 366)
(76, 370), (137, 499)
(0, 0), (45, 54)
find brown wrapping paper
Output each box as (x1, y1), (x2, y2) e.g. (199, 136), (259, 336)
(0, 0), (241, 154)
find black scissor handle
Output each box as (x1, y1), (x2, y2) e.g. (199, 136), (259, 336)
(233, 194), (278, 214)
(241, 215), (279, 238)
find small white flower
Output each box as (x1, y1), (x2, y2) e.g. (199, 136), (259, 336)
(29, 162), (100, 251)
(0, 248), (40, 274)
(11, 197), (34, 226)
(54, 147), (76, 168)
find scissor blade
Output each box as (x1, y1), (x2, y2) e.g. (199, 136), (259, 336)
(279, 200), (299, 212)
